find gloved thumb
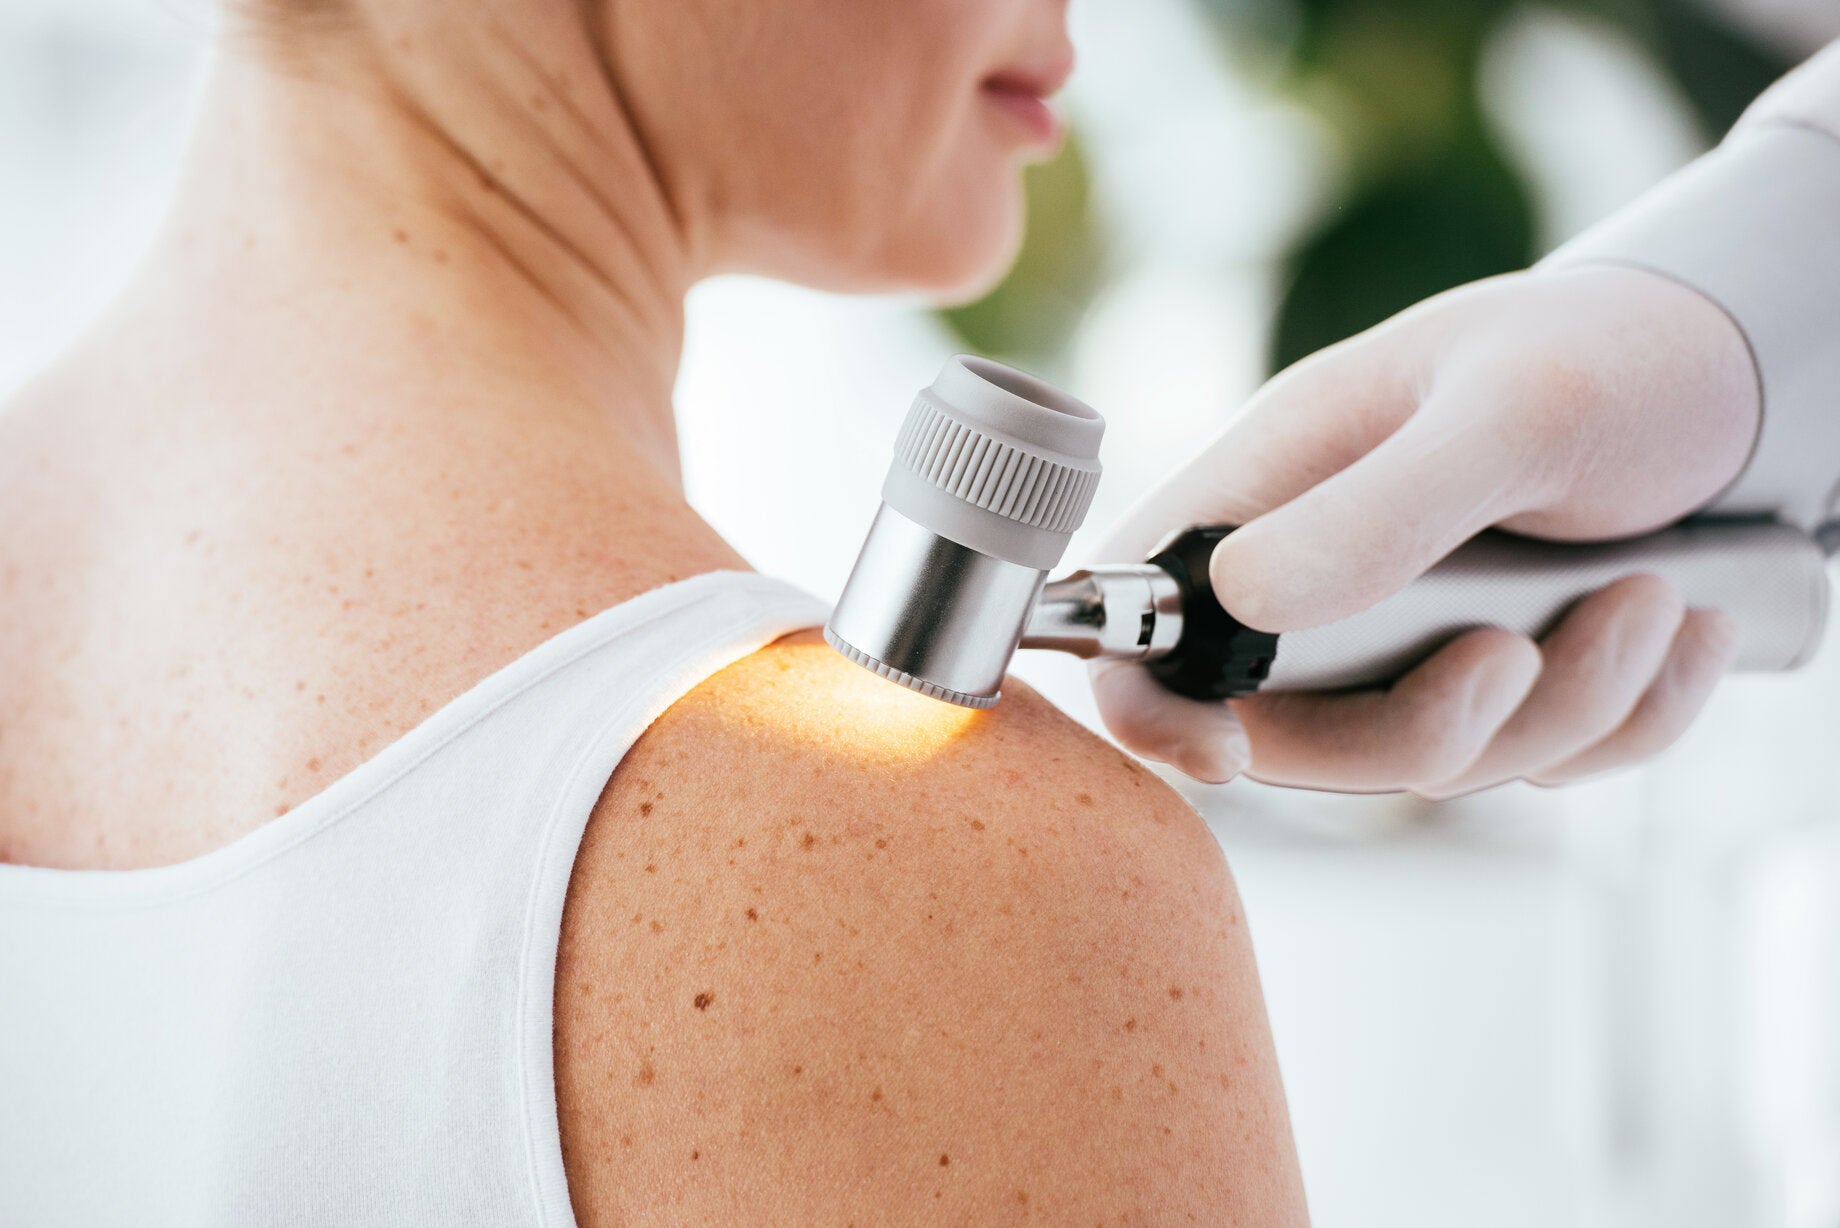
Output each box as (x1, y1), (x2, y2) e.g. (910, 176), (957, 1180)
(1209, 392), (1529, 633)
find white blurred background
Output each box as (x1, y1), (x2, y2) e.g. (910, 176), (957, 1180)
(4, 1), (1839, 1223)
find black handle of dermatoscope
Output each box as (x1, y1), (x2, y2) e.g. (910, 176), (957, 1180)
(1142, 519), (1832, 701)
(1143, 526), (1278, 701)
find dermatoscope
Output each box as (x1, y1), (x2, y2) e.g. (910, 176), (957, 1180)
(825, 356), (1831, 709)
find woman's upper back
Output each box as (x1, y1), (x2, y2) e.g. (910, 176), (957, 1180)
(0, 568), (826, 1225)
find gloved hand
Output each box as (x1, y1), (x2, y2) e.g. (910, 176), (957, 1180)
(1090, 264), (1756, 794)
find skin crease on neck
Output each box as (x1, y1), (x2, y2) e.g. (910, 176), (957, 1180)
(0, 0), (1068, 869)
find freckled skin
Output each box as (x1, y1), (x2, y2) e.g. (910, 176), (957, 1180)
(554, 631), (1307, 1225)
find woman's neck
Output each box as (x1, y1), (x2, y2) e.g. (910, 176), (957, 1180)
(112, 32), (697, 482)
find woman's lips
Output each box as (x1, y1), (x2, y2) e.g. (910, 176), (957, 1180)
(981, 49), (1073, 150)
(981, 80), (1064, 149)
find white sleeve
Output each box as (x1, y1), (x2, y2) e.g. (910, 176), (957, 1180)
(1539, 42), (1840, 533)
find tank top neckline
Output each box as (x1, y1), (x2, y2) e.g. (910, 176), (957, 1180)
(0, 568), (825, 904)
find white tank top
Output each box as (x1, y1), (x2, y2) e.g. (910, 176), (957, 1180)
(0, 570), (830, 1226)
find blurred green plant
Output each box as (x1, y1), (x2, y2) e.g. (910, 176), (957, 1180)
(939, 0), (1791, 378)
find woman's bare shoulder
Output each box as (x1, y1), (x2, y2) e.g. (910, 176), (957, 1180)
(554, 628), (1307, 1226)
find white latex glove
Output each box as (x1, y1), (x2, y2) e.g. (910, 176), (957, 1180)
(1090, 265), (1756, 794)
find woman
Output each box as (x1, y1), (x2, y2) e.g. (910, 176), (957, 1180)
(0, 1), (1308, 1223)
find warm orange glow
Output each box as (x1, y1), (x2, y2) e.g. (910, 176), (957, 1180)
(823, 669), (984, 759)
(745, 639), (985, 762)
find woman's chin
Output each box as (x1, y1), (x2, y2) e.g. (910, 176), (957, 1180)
(891, 215), (1026, 305)
(733, 192), (1025, 301)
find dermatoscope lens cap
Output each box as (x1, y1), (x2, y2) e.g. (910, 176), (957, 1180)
(879, 355), (1105, 570)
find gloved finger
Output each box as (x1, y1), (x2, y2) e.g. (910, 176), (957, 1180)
(1234, 627), (1542, 792)
(1091, 331), (1415, 566)
(1209, 378), (1559, 634)
(1413, 574), (1686, 800)
(1525, 607), (1739, 785)
(1089, 659), (1252, 784)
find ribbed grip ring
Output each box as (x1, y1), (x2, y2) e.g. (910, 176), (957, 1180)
(892, 391), (1101, 534)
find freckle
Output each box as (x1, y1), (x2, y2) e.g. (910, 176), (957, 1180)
(1220, 1074), (1231, 1091)
(745, 908), (758, 921)
(1016, 1191), (1028, 1205)
(433, 249), (449, 264)
(392, 227), (408, 244)
(635, 1062), (655, 1088)
(1077, 792), (1094, 806)
(1168, 986), (1184, 1001)
(316, 694), (326, 705)
(1168, 1080), (1179, 1094)
(620, 1134), (632, 1146)
(802, 832), (816, 849)
(970, 819), (985, 831)
(639, 801), (653, 816)
(1016, 846), (1027, 856)
(871, 1087), (883, 1101)
(735, 837), (745, 848)
(1110, 1085), (1123, 1102)
(655, 791), (664, 800)
(693, 991), (713, 1010)
(939, 1154), (950, 1167)
(1124, 1019), (1136, 1032)
(274, 803), (289, 817)
(644, 863), (657, 873)
(649, 919), (663, 934)
(691, 1149), (699, 1160)
(294, 679), (305, 692)
(1151, 1063), (1163, 1078)
(812, 951), (822, 963)
(792, 1065), (802, 1076)
(874, 837), (886, 848)
(631, 911), (642, 924)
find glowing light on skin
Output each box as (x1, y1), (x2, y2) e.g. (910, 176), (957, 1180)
(725, 633), (983, 763)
